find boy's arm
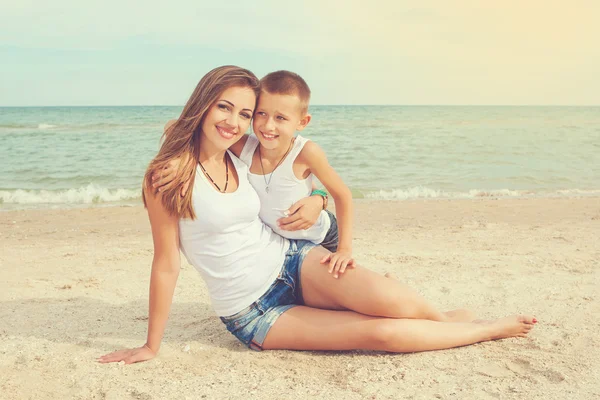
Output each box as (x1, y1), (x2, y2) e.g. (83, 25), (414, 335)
(302, 141), (354, 259)
(277, 195), (324, 231)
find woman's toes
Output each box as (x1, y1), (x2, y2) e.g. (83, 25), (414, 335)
(518, 315), (536, 325)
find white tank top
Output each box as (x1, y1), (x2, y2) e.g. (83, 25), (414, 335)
(178, 151), (290, 316)
(239, 135), (331, 243)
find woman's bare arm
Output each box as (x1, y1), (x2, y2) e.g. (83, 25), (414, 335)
(144, 187), (181, 352)
(98, 187), (181, 364)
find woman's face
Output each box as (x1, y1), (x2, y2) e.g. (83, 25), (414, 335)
(201, 86), (256, 150)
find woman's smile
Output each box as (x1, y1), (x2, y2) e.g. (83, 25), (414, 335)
(216, 125), (236, 140)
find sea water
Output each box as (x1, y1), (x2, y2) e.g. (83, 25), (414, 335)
(1, 106), (598, 209)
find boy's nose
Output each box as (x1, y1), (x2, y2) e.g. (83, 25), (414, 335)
(264, 118), (275, 131)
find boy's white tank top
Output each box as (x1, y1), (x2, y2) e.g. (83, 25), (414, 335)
(178, 151), (289, 317)
(239, 135), (331, 244)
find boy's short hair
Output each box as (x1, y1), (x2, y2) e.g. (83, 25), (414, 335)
(260, 70), (311, 114)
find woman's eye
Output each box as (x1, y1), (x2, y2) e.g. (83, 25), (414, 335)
(218, 104), (230, 111)
(240, 113), (251, 119)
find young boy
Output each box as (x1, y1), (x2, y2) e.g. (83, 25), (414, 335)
(155, 71), (354, 277)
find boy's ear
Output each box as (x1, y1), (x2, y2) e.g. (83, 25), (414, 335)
(296, 114), (311, 131)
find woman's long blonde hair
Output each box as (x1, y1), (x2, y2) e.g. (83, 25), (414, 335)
(142, 66), (260, 219)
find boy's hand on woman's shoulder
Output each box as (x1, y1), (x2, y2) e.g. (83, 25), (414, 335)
(151, 159), (190, 196)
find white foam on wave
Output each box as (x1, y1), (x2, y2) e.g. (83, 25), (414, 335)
(0, 184), (141, 205)
(363, 186), (600, 200)
(555, 188), (600, 196)
(38, 123), (57, 130)
(467, 188), (525, 198)
(365, 186), (452, 200)
(2, 184), (599, 209)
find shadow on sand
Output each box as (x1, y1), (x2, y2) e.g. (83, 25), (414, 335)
(0, 296), (245, 352)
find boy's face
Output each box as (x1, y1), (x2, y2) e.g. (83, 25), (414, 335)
(252, 90), (311, 151)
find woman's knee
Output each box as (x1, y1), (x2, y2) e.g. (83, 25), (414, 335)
(367, 321), (398, 350)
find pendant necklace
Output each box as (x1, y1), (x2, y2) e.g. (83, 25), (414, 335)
(199, 153), (229, 193)
(258, 139), (294, 193)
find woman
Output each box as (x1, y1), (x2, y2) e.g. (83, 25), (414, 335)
(99, 66), (535, 364)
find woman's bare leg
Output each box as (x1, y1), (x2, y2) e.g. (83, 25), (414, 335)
(301, 246), (451, 321)
(262, 307), (536, 352)
(383, 272), (476, 322)
(443, 309), (477, 323)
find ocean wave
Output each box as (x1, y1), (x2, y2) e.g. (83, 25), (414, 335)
(1, 185), (599, 210)
(38, 123), (57, 130)
(0, 184), (141, 205)
(364, 186), (453, 200)
(0, 122), (164, 132)
(0, 122), (60, 130)
(363, 186), (600, 200)
(0, 123), (29, 129)
(555, 188), (600, 196)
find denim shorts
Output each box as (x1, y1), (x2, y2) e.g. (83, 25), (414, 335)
(219, 239), (316, 351)
(320, 210), (339, 253)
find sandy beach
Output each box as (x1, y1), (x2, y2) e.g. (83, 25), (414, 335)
(1, 197), (599, 399)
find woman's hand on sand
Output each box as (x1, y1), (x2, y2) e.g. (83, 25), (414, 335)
(320, 250), (355, 279)
(97, 344), (156, 365)
(278, 196), (322, 231)
(152, 159), (189, 196)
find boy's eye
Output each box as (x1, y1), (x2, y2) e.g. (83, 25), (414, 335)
(276, 116), (286, 121)
(256, 111), (266, 116)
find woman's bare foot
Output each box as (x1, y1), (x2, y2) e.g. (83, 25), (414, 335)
(477, 315), (537, 340)
(444, 308), (477, 322)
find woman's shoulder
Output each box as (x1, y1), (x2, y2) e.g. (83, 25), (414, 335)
(164, 119), (177, 132)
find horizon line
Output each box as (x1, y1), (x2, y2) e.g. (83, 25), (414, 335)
(1, 104), (599, 108)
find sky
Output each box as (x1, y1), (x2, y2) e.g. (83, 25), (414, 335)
(1, 0), (599, 106)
